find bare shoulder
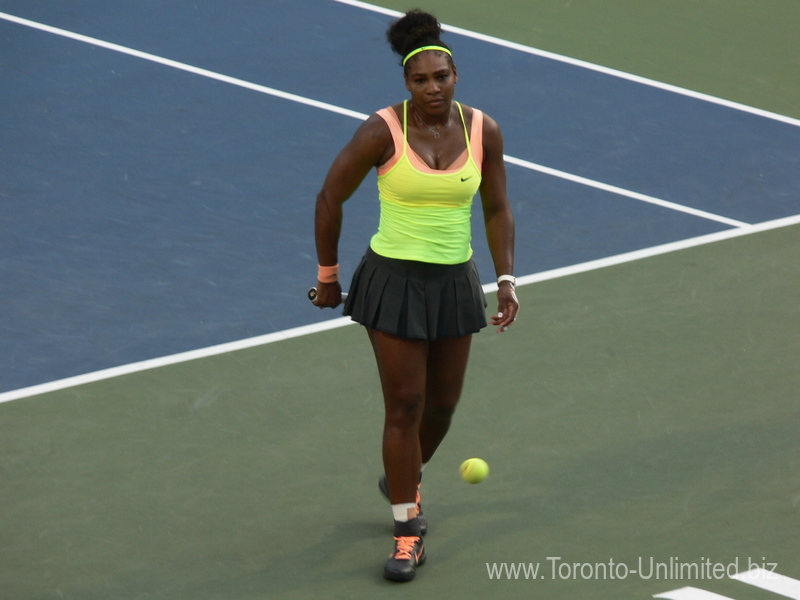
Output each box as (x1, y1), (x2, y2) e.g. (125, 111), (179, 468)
(459, 104), (502, 139)
(353, 111), (393, 144)
(337, 110), (394, 167)
(480, 111), (502, 138)
(476, 110), (504, 157)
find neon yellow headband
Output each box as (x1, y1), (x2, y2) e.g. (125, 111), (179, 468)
(402, 45), (452, 66)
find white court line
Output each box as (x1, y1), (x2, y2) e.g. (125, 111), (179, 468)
(0, 10), (746, 228)
(2, 213), (798, 405)
(332, 0), (800, 130)
(0, 12), (368, 121)
(503, 156), (749, 228)
(732, 568), (800, 599)
(653, 588), (736, 600)
(0, 318), (354, 404)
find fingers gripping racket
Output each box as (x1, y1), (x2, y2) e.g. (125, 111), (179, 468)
(308, 287), (348, 305)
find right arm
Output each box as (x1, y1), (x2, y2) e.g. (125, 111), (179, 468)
(314, 113), (393, 307)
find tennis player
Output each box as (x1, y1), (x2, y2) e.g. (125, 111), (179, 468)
(313, 9), (519, 582)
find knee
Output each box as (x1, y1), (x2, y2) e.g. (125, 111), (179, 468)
(384, 389), (425, 429)
(424, 395), (459, 421)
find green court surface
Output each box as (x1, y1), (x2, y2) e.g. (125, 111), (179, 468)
(2, 224), (798, 599)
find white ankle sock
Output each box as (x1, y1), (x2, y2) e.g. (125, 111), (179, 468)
(391, 502), (417, 522)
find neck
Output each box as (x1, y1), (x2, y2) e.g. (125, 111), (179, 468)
(412, 102), (453, 128)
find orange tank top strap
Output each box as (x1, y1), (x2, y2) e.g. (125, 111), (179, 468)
(376, 107), (405, 175)
(467, 106), (484, 170)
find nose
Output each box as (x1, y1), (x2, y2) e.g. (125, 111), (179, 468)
(426, 79), (441, 95)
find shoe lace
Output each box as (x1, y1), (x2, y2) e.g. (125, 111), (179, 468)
(392, 536), (420, 560)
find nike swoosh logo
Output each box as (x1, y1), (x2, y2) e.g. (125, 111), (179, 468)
(461, 176), (473, 182)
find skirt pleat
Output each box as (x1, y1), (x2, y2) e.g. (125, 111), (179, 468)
(343, 246), (487, 340)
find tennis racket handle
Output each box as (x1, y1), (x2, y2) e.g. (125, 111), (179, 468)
(308, 287), (348, 303)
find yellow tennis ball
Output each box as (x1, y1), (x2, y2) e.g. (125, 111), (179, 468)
(459, 458), (489, 484)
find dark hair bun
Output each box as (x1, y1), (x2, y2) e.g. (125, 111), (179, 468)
(386, 9), (446, 59)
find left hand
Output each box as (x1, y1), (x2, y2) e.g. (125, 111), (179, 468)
(491, 283), (520, 333)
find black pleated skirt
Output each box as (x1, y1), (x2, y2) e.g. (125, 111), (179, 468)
(343, 246), (487, 340)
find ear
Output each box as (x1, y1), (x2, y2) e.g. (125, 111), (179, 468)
(452, 64), (458, 84)
(404, 72), (411, 92)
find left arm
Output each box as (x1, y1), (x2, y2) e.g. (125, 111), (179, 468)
(479, 113), (520, 332)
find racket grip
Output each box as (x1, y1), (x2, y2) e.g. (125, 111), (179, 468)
(308, 287), (348, 303)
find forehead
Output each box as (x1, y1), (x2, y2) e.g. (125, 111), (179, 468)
(405, 51), (453, 76)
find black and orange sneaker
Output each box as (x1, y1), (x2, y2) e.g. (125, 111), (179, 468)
(378, 475), (428, 535)
(384, 519), (426, 582)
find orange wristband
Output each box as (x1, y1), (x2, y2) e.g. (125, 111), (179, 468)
(317, 264), (339, 284)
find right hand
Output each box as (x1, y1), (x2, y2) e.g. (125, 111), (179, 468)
(312, 281), (343, 308)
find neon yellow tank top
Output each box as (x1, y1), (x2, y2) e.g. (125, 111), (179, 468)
(370, 100), (483, 264)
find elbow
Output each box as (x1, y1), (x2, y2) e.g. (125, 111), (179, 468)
(315, 188), (335, 215)
(315, 188), (343, 227)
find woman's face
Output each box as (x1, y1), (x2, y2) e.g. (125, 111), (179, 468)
(404, 52), (458, 116)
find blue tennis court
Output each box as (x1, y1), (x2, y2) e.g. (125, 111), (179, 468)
(2, 0), (798, 395)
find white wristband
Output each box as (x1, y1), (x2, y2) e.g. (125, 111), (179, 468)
(497, 274), (516, 289)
